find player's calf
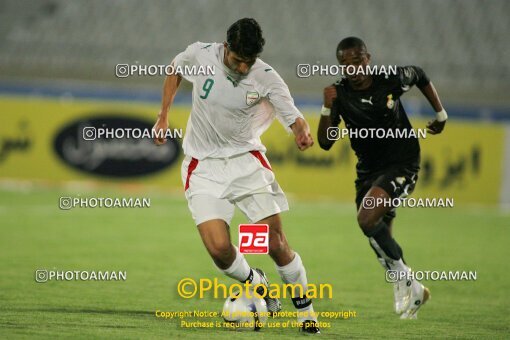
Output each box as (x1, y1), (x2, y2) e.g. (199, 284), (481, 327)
(268, 232), (293, 266)
(206, 242), (236, 269)
(262, 214), (294, 266)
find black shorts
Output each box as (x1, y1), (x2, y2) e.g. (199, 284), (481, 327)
(355, 166), (419, 222)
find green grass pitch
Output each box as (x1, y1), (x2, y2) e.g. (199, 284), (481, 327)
(0, 187), (508, 339)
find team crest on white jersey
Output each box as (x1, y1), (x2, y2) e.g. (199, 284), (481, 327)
(246, 91), (260, 106)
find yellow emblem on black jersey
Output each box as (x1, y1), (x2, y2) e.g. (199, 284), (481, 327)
(387, 94), (395, 109)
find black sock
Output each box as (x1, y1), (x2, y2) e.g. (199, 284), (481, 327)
(382, 216), (406, 264)
(371, 221), (401, 261)
(244, 268), (254, 283)
(369, 242), (388, 267)
(396, 242), (406, 264)
(369, 234), (405, 266)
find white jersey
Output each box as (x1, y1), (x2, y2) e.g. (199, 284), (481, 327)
(173, 42), (303, 160)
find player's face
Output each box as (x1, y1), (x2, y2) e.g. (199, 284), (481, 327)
(224, 44), (257, 76)
(337, 47), (371, 88)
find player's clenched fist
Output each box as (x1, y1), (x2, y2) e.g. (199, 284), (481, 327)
(295, 131), (314, 151)
(152, 115), (168, 145)
(291, 117), (314, 151)
(426, 119), (446, 135)
(323, 85), (337, 109)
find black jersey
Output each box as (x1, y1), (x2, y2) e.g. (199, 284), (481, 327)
(331, 66), (430, 177)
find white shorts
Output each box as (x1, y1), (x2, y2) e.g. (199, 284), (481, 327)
(181, 151), (289, 225)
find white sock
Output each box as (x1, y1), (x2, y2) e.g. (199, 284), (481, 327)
(370, 237), (409, 275)
(388, 258), (410, 275)
(275, 252), (316, 323)
(219, 246), (262, 285)
(376, 257), (389, 270)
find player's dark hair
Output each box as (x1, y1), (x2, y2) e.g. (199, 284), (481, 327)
(336, 37), (367, 55)
(227, 18), (265, 59)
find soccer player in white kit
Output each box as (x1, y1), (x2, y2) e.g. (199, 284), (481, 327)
(153, 18), (319, 333)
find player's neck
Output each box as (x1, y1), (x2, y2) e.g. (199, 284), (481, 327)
(222, 49), (230, 68)
(222, 49), (239, 78)
(350, 76), (373, 91)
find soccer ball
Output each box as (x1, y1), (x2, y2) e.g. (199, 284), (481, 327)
(222, 290), (268, 331)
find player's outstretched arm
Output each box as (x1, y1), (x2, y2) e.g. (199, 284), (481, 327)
(153, 69), (182, 145)
(290, 117), (314, 151)
(419, 82), (447, 135)
(317, 85), (337, 150)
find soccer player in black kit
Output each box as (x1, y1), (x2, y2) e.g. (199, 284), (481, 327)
(317, 37), (447, 319)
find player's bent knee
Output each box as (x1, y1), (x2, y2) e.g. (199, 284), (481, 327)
(357, 212), (378, 237)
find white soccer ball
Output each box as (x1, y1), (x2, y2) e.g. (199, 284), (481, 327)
(222, 291), (268, 331)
